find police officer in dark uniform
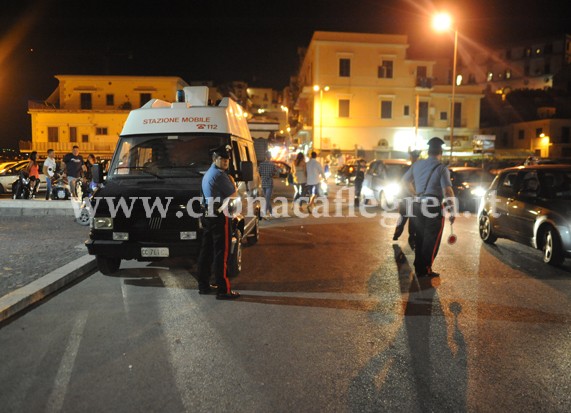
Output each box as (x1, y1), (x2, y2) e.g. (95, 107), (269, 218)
(197, 144), (240, 299)
(402, 138), (455, 277)
(393, 149), (421, 249)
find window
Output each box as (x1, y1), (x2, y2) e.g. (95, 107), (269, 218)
(95, 127), (108, 135)
(440, 112), (448, 120)
(70, 127), (77, 142)
(82, 134), (89, 143)
(497, 172), (519, 198)
(487, 72), (493, 82)
(378, 61), (393, 78)
(545, 62), (551, 74)
(505, 69), (512, 79)
(140, 93), (152, 107)
(453, 102), (462, 128)
(525, 47), (532, 57)
(403, 105), (410, 116)
(339, 58), (351, 77)
(338, 99), (350, 117)
(536, 128), (543, 137)
(80, 93), (92, 110)
(518, 130), (525, 140)
(47, 127), (58, 142)
(562, 127), (570, 144)
(106, 94), (114, 106)
(380, 101), (392, 119)
(418, 102), (428, 127)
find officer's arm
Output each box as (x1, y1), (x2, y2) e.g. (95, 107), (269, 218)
(442, 168), (456, 222)
(401, 168), (416, 195)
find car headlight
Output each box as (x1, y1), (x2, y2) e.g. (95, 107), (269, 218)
(93, 217), (113, 229)
(385, 183), (401, 197)
(470, 186), (487, 197)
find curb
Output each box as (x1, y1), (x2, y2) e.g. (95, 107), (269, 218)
(0, 199), (80, 217)
(0, 254), (97, 322)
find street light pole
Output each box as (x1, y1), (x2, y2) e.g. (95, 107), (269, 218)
(432, 12), (458, 163)
(450, 28), (458, 162)
(313, 85), (329, 151)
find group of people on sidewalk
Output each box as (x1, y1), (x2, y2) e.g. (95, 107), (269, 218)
(22, 146), (97, 200)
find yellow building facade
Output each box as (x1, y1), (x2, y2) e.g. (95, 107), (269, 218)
(295, 31), (483, 158)
(24, 75), (188, 159)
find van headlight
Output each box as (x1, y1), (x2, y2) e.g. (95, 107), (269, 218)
(93, 217), (113, 229)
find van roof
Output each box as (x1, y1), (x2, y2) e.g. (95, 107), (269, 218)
(120, 86), (251, 139)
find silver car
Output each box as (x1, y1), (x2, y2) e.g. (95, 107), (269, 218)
(360, 159), (410, 209)
(479, 164), (571, 266)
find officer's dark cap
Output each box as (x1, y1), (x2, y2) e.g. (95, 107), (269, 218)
(210, 144), (231, 159)
(427, 137), (445, 147)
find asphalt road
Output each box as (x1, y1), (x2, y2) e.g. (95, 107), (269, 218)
(1, 188), (570, 412)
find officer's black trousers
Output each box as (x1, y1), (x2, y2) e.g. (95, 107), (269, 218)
(197, 214), (232, 293)
(393, 201), (416, 245)
(412, 201), (445, 275)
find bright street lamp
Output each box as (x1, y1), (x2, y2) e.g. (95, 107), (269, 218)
(433, 12), (458, 162)
(313, 85), (329, 150)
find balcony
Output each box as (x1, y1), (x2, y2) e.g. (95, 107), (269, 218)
(416, 77), (433, 88)
(19, 140), (115, 156)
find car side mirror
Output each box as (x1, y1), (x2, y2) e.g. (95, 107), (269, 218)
(92, 164), (103, 184)
(238, 161), (254, 182)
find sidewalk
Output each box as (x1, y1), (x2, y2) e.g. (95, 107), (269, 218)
(0, 212), (96, 322)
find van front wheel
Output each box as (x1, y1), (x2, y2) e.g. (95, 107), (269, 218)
(96, 255), (121, 275)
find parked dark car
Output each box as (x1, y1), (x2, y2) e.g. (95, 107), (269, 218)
(479, 164), (571, 266)
(449, 167), (495, 211)
(335, 158), (366, 185)
(360, 159), (410, 209)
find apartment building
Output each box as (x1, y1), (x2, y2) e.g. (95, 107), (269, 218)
(23, 75), (188, 158)
(461, 34), (571, 93)
(294, 31), (483, 159)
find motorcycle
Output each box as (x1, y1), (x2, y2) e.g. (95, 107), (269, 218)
(76, 180), (100, 226)
(50, 170), (71, 200)
(12, 171), (38, 199)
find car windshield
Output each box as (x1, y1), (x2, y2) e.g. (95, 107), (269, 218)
(453, 170), (494, 183)
(539, 170), (571, 200)
(108, 134), (228, 180)
(385, 164), (409, 180)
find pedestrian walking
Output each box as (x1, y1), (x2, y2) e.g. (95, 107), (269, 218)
(305, 151), (325, 212)
(197, 144), (240, 300)
(402, 138), (455, 277)
(353, 159), (366, 206)
(291, 152), (307, 204)
(42, 149), (57, 200)
(63, 145), (84, 197)
(258, 152), (279, 219)
(393, 150), (421, 248)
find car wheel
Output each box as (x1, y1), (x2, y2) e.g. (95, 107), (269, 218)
(542, 227), (564, 266)
(228, 229), (242, 278)
(76, 208), (91, 226)
(96, 255), (121, 275)
(246, 216), (259, 246)
(479, 214), (497, 244)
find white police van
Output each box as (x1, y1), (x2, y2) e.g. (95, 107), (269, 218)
(86, 86), (262, 275)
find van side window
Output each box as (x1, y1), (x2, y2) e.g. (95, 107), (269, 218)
(231, 141), (241, 173)
(244, 145), (251, 161)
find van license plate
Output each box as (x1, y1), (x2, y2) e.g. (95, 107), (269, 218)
(141, 247), (169, 257)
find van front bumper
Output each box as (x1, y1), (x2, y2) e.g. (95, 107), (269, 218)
(85, 239), (201, 260)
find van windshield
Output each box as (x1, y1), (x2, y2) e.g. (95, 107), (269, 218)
(108, 134), (228, 180)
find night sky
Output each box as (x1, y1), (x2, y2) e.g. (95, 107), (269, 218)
(0, 0), (568, 149)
